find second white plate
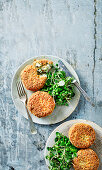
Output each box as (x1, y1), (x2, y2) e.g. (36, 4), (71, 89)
(11, 55), (80, 124)
(44, 119), (102, 169)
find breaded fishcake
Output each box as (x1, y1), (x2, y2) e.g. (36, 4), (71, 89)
(68, 123), (95, 148)
(21, 59), (53, 91)
(21, 65), (47, 91)
(27, 91), (55, 118)
(73, 149), (99, 170)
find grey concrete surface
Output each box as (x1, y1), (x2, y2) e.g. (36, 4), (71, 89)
(0, 0), (102, 170)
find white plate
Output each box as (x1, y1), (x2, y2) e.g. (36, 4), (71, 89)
(44, 119), (102, 170)
(11, 55), (80, 125)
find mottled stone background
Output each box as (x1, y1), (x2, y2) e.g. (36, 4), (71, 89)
(0, 0), (102, 170)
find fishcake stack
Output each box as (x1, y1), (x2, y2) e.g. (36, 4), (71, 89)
(68, 123), (99, 170)
(20, 59), (55, 118)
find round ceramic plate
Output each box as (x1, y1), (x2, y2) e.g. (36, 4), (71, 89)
(44, 119), (102, 170)
(11, 55), (80, 124)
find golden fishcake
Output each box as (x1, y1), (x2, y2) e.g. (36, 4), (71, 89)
(27, 91), (55, 118)
(68, 123), (95, 148)
(20, 65), (47, 91)
(73, 149), (99, 170)
(20, 59), (53, 91)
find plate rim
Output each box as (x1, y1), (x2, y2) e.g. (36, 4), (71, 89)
(44, 119), (102, 168)
(11, 55), (80, 124)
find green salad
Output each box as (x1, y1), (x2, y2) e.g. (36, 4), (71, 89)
(46, 132), (78, 170)
(41, 64), (75, 106)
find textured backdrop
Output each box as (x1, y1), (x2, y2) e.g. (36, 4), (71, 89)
(0, 0), (102, 170)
